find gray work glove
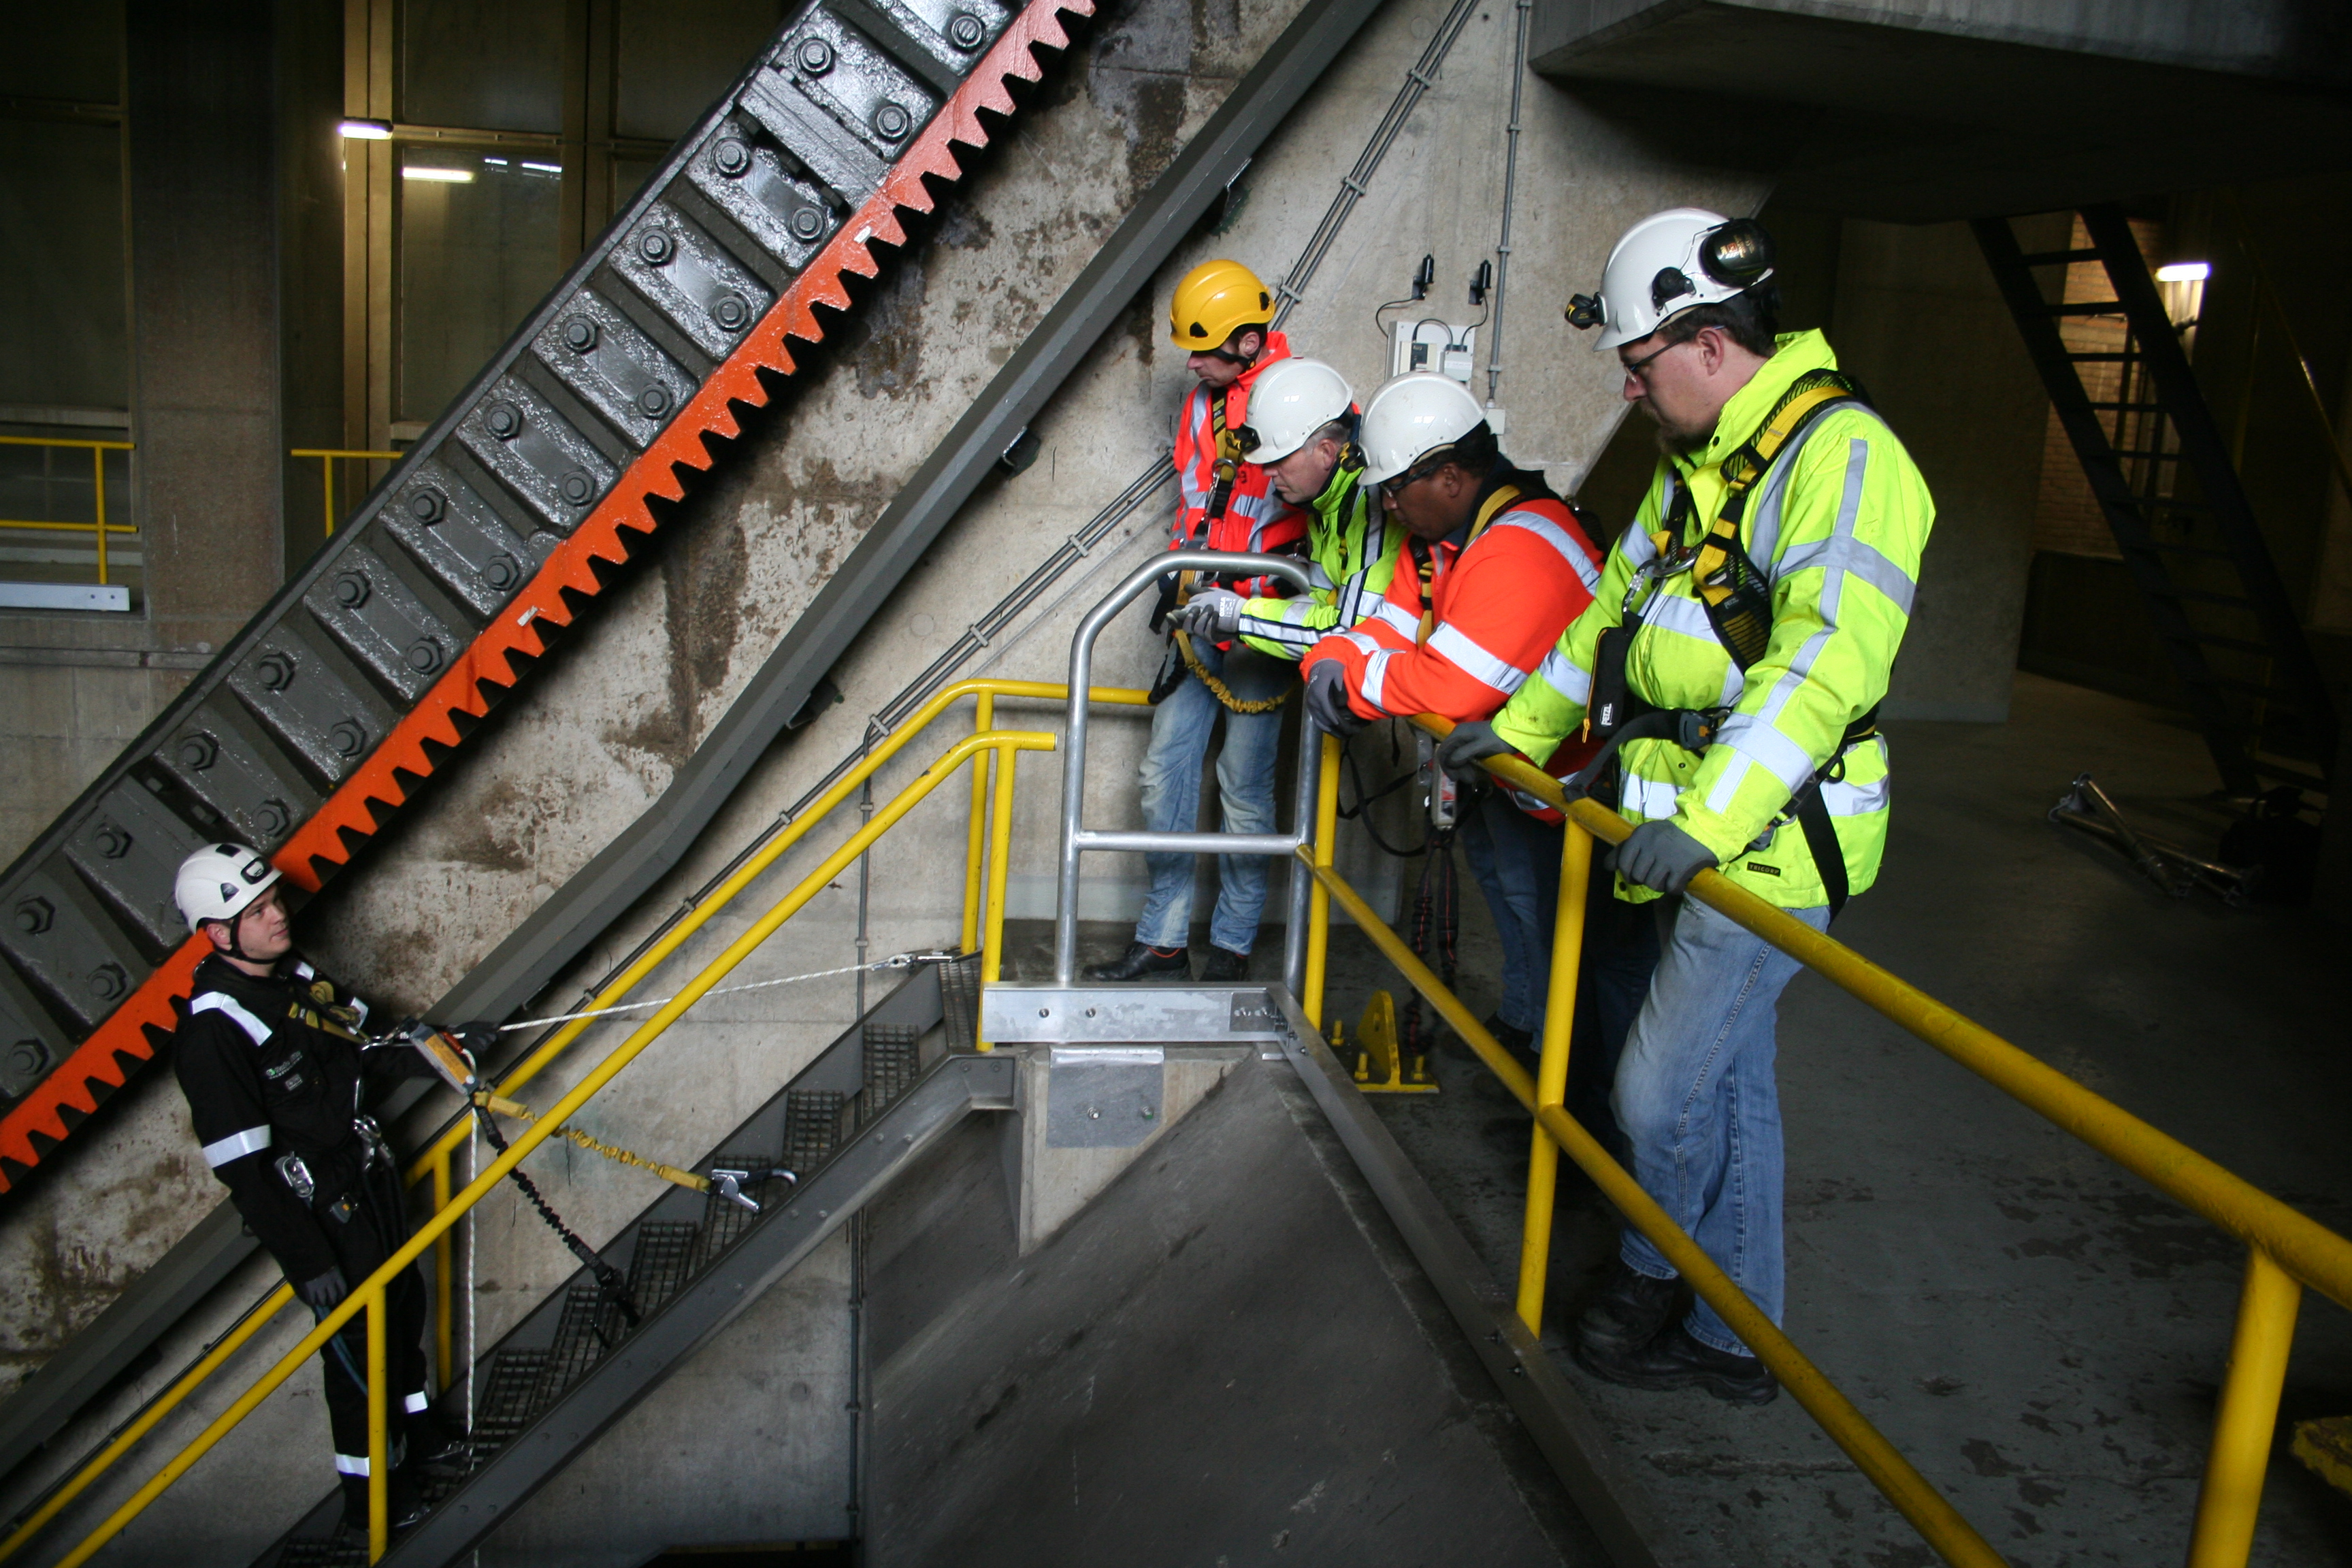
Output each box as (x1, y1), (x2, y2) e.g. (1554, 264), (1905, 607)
(1437, 719), (1514, 782)
(1174, 587), (1245, 640)
(1303, 661), (1369, 738)
(297, 1266), (350, 1318)
(1614, 820), (1718, 896)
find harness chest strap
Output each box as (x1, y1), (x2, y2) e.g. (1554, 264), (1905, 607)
(1412, 485), (1520, 644)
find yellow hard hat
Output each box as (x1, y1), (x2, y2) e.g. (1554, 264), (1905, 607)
(1169, 259), (1273, 350)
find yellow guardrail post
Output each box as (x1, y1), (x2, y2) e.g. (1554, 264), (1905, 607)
(431, 1150), (453, 1393)
(1300, 847), (2007, 1568)
(365, 1282), (388, 1562)
(963, 691), (996, 955)
(2187, 1247), (2302, 1567)
(977, 735), (1020, 1052)
(1301, 734), (1341, 1033)
(0, 435), (137, 589)
(289, 449), (404, 537)
(1516, 823), (1592, 1335)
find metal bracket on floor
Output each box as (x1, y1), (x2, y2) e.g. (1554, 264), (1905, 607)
(1344, 990), (1437, 1095)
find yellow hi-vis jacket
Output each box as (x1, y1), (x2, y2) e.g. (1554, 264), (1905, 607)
(1232, 456), (1403, 661)
(1491, 330), (1935, 908)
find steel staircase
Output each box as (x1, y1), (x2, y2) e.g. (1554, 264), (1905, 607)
(254, 955), (999, 1567)
(1974, 204), (2338, 797)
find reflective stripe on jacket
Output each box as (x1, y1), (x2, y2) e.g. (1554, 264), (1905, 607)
(1490, 330), (1936, 909)
(1235, 457), (1403, 660)
(1171, 329), (1308, 598)
(1301, 467), (1602, 727)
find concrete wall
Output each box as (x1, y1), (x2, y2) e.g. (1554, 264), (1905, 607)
(0, 0), (1778, 1544)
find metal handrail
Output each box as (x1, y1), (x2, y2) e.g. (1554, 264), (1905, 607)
(14, 727), (1056, 1566)
(287, 448), (403, 538)
(1053, 549), (1316, 981)
(1292, 713), (2352, 1568)
(0, 435), (135, 587)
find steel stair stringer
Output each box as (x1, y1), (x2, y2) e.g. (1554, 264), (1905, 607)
(0, 0), (1094, 1192)
(247, 958), (1001, 1567)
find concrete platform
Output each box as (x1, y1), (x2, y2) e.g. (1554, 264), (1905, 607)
(1324, 674), (2352, 1566)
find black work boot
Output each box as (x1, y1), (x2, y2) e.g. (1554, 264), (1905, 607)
(404, 1409), (470, 1476)
(340, 1469), (431, 1535)
(1481, 1012), (1535, 1062)
(1198, 946), (1250, 983)
(1084, 943), (1190, 981)
(1575, 1258), (1682, 1356)
(1574, 1323), (1780, 1406)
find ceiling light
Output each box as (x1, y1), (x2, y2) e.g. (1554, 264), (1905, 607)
(2157, 261), (2210, 282)
(483, 157), (510, 166)
(403, 166), (474, 182)
(338, 118), (393, 140)
(521, 160), (563, 174)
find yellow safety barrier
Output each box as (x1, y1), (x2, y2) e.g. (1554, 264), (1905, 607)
(11, 722), (1067, 1566)
(289, 448), (402, 537)
(0, 435), (135, 587)
(1288, 712), (2352, 1568)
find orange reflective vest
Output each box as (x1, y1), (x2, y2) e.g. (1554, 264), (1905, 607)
(1171, 329), (1308, 598)
(1305, 471), (1602, 727)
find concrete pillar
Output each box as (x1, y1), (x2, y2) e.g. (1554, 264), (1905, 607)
(124, 0), (283, 658)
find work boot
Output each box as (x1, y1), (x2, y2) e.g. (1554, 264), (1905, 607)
(1198, 946), (1251, 983)
(1574, 1258), (1682, 1357)
(1083, 943), (1190, 981)
(1574, 1322), (1780, 1406)
(1481, 1012), (1535, 1062)
(340, 1469), (431, 1535)
(404, 1409), (470, 1477)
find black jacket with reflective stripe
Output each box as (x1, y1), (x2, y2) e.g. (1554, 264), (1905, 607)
(171, 953), (431, 1282)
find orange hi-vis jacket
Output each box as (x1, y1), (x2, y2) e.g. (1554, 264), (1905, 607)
(1172, 329), (1308, 598)
(1303, 465), (1603, 733)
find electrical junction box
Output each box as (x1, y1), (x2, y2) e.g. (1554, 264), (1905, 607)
(1391, 320), (1477, 385)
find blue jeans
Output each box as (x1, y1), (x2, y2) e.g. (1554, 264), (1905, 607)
(1458, 789), (1563, 1036)
(1132, 640), (1289, 955)
(1613, 894), (1831, 1356)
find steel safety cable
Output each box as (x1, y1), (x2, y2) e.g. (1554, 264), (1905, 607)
(494, 949), (957, 1033)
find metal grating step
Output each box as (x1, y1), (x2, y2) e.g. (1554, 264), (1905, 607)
(693, 1151), (784, 1266)
(473, 1350), (553, 1448)
(274, 1539), (367, 1568)
(860, 1024), (921, 1123)
(939, 950), (981, 1054)
(627, 1220), (701, 1315)
(785, 1088), (845, 1173)
(533, 1284), (628, 1416)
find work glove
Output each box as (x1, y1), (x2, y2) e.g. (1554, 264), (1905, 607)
(1436, 719), (1514, 783)
(1302, 661), (1369, 738)
(1613, 820), (1718, 896)
(1173, 587), (1245, 640)
(297, 1266), (350, 1318)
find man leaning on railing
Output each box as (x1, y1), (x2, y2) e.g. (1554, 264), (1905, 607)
(1443, 209), (1936, 1406)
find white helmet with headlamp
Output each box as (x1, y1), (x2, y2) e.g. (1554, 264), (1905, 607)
(1565, 208), (1776, 351)
(174, 843), (281, 934)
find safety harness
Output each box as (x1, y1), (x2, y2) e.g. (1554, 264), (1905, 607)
(1573, 370), (1882, 918)
(1158, 387), (1305, 715)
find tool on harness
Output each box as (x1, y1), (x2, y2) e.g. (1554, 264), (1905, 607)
(1575, 370), (1880, 917)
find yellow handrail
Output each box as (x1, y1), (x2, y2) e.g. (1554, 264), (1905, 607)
(29, 728), (1055, 1567)
(288, 448), (402, 538)
(1369, 711), (2352, 1568)
(0, 435), (135, 588)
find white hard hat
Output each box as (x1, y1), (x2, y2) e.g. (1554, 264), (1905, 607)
(1567, 208), (1775, 351)
(174, 843), (281, 933)
(1239, 357), (1353, 463)
(1357, 373), (1488, 486)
